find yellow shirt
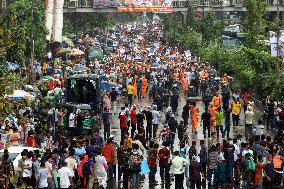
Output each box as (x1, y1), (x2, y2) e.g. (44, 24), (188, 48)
(232, 102), (242, 115)
(127, 85), (134, 95)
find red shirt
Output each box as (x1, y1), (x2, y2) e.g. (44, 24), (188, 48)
(148, 148), (158, 168)
(158, 147), (170, 166)
(130, 109), (137, 124)
(27, 136), (36, 147)
(120, 114), (127, 129)
(102, 144), (115, 163)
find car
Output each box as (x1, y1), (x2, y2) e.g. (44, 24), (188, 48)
(0, 146), (42, 171)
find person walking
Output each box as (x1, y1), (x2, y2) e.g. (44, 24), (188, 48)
(189, 156), (203, 189)
(159, 143), (171, 186)
(127, 83), (134, 104)
(245, 106), (254, 139)
(208, 145), (218, 187)
(129, 143), (142, 189)
(57, 162), (73, 189)
(102, 108), (110, 139)
(190, 102), (200, 134)
(201, 106), (211, 138)
(102, 139), (116, 181)
(215, 107), (224, 139)
(119, 111), (128, 143)
(148, 143), (159, 186)
(130, 105), (138, 137)
(231, 98), (241, 129)
(170, 150), (188, 189)
(152, 105), (160, 138)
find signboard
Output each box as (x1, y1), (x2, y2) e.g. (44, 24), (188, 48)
(93, 0), (117, 8)
(117, 0), (173, 13)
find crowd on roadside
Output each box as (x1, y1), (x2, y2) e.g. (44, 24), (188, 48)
(1, 20), (284, 189)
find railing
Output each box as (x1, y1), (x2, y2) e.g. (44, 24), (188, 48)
(63, 0), (284, 8)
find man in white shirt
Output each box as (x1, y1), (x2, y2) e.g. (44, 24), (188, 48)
(69, 111), (76, 138)
(233, 138), (241, 184)
(170, 151), (188, 189)
(58, 162), (73, 189)
(22, 152), (33, 187)
(65, 151), (77, 177)
(37, 162), (49, 189)
(245, 106), (254, 138)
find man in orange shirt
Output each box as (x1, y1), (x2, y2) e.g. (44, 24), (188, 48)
(102, 138), (116, 181)
(212, 93), (222, 109)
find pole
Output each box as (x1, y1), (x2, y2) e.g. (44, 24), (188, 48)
(276, 0), (280, 82)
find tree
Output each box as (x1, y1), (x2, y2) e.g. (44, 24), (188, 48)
(244, 0), (267, 49)
(0, 0), (48, 64)
(64, 12), (113, 34)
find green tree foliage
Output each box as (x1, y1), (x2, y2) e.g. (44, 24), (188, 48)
(64, 12), (113, 34)
(244, 0), (268, 49)
(0, 0), (48, 64)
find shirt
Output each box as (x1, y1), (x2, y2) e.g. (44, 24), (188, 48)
(208, 151), (218, 170)
(58, 167), (72, 189)
(159, 147), (170, 166)
(127, 85), (134, 95)
(69, 113), (75, 127)
(65, 157), (77, 177)
(37, 167), (48, 188)
(245, 110), (254, 125)
(102, 144), (115, 163)
(215, 111), (223, 127)
(170, 156), (187, 174)
(23, 159), (33, 178)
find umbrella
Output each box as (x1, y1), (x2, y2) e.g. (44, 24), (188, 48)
(0, 61), (20, 71)
(62, 36), (75, 48)
(69, 48), (85, 56)
(42, 75), (54, 81)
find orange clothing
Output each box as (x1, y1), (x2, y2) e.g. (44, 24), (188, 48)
(133, 75), (138, 96)
(212, 96), (222, 108)
(190, 106), (199, 131)
(254, 161), (263, 185)
(141, 78), (148, 97)
(208, 106), (217, 128)
(102, 144), (115, 163)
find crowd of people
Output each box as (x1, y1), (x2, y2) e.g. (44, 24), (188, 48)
(1, 19), (284, 189)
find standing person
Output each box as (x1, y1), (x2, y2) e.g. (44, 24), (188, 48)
(182, 101), (190, 127)
(245, 106), (254, 139)
(255, 156), (264, 189)
(199, 140), (207, 177)
(189, 102), (200, 134)
(148, 143), (159, 186)
(129, 144), (142, 189)
(57, 162), (73, 189)
(95, 149), (108, 189)
(216, 155), (226, 188)
(127, 83), (134, 104)
(68, 110), (76, 138)
(212, 93), (222, 109)
(65, 150), (77, 182)
(216, 107), (224, 139)
(180, 76), (189, 97)
(102, 108), (110, 139)
(102, 139), (116, 181)
(143, 106), (153, 140)
(109, 87), (118, 114)
(201, 107), (211, 138)
(170, 151), (188, 189)
(130, 105), (138, 137)
(116, 142), (124, 183)
(223, 106), (232, 139)
(119, 111), (128, 143)
(159, 143), (171, 186)
(241, 153), (251, 189)
(189, 156), (203, 189)
(45, 154), (55, 189)
(22, 151), (33, 187)
(141, 76), (148, 98)
(152, 105), (160, 138)
(231, 98), (242, 129)
(263, 155), (274, 189)
(233, 138), (241, 185)
(87, 153), (96, 189)
(136, 107), (145, 133)
(207, 145), (218, 187)
(37, 162), (49, 189)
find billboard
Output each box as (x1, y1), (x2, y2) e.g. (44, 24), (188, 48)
(117, 0), (173, 13)
(93, 0), (117, 8)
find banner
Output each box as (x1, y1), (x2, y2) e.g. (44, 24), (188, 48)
(269, 30), (284, 58)
(117, 0), (173, 13)
(93, 0), (117, 8)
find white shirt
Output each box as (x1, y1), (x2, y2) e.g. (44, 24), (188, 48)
(69, 113), (75, 128)
(58, 167), (72, 188)
(23, 159), (33, 178)
(37, 167), (48, 188)
(233, 144), (240, 162)
(65, 157), (77, 177)
(245, 110), (254, 125)
(152, 110), (160, 125)
(242, 149), (253, 157)
(170, 156), (188, 175)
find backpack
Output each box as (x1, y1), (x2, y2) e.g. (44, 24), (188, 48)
(82, 162), (90, 177)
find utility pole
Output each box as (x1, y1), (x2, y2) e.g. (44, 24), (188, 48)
(276, 0), (280, 82)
